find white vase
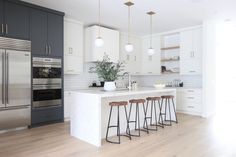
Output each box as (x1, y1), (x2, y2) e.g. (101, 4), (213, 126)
(104, 82), (116, 91)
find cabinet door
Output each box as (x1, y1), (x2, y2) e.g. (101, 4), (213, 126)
(180, 30), (193, 61)
(85, 26), (119, 62)
(0, 0), (4, 37)
(30, 8), (48, 56)
(192, 28), (202, 60)
(180, 28), (202, 75)
(47, 13), (63, 57)
(64, 19), (83, 57)
(64, 92), (72, 119)
(141, 37), (161, 75)
(4, 1), (30, 40)
(64, 56), (83, 74)
(120, 35), (141, 74)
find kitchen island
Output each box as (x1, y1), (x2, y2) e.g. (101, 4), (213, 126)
(70, 87), (177, 147)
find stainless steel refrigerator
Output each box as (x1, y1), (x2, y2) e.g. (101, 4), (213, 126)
(0, 37), (31, 131)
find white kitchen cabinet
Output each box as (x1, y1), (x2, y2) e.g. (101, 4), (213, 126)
(64, 91), (75, 120)
(141, 36), (161, 75)
(180, 28), (202, 75)
(177, 88), (202, 116)
(85, 26), (120, 62)
(64, 19), (84, 74)
(120, 34), (142, 74)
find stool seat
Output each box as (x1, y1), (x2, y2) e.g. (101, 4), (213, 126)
(129, 99), (146, 104)
(161, 95), (174, 99)
(109, 101), (128, 106)
(146, 97), (161, 101)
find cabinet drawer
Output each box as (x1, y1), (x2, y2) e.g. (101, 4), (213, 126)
(177, 89), (202, 103)
(184, 103), (201, 113)
(177, 103), (201, 114)
(32, 106), (63, 125)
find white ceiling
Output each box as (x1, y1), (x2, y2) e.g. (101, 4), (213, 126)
(22, 0), (236, 36)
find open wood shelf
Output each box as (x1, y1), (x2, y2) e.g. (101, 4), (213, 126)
(161, 46), (180, 51)
(161, 71), (180, 74)
(161, 58), (180, 62)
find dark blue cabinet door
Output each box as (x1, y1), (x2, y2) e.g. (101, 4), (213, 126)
(4, 1), (30, 40)
(47, 13), (63, 57)
(0, 0), (3, 37)
(30, 8), (48, 56)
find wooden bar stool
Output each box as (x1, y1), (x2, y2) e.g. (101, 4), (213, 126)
(144, 97), (164, 131)
(106, 101), (131, 144)
(127, 99), (149, 137)
(159, 95), (178, 126)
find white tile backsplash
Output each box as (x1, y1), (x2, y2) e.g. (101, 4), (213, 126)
(132, 74), (202, 88)
(64, 63), (129, 91)
(64, 62), (202, 91)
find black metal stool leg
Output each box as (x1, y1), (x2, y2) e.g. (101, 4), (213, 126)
(164, 98), (167, 121)
(117, 106), (120, 144)
(172, 98), (178, 123)
(106, 106), (113, 142)
(157, 99), (164, 128)
(153, 100), (158, 130)
(168, 98), (172, 126)
(142, 102), (149, 134)
(158, 98), (164, 126)
(143, 100), (149, 129)
(124, 105), (131, 140)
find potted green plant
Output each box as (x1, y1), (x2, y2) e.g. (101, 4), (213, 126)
(90, 55), (124, 91)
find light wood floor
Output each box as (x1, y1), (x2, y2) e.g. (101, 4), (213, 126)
(0, 114), (236, 157)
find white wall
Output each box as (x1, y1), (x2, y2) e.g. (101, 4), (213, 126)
(202, 19), (217, 118)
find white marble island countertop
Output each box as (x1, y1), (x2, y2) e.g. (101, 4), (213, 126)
(70, 87), (177, 147)
(71, 87), (176, 98)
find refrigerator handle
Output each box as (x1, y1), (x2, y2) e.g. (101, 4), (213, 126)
(2, 52), (5, 105)
(6, 53), (9, 105)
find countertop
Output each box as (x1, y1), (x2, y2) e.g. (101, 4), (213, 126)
(70, 87), (176, 98)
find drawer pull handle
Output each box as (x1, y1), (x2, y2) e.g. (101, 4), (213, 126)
(187, 97), (194, 99)
(187, 90), (194, 92)
(187, 106), (194, 108)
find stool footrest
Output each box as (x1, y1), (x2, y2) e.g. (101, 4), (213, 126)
(108, 125), (118, 128)
(106, 134), (131, 144)
(128, 121), (136, 123)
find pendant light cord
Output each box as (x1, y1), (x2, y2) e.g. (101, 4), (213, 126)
(128, 5), (131, 43)
(98, 0), (101, 37)
(150, 14), (152, 48)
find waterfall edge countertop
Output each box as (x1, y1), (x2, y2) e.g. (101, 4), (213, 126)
(70, 87), (177, 98)
(70, 87), (177, 147)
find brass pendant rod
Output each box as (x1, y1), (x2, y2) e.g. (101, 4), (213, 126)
(98, 0), (101, 37)
(147, 11), (155, 48)
(124, 1), (134, 44)
(128, 5), (130, 43)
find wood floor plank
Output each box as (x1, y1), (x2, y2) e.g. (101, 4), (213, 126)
(0, 114), (235, 157)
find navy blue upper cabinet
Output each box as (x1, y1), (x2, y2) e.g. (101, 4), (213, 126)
(47, 13), (63, 57)
(0, 0), (4, 37)
(30, 9), (63, 57)
(4, 1), (30, 40)
(30, 8), (48, 56)
(1, 1), (30, 40)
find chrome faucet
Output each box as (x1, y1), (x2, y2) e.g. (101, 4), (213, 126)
(123, 72), (132, 90)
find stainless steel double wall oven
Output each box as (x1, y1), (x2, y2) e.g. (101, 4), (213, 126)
(32, 57), (62, 108)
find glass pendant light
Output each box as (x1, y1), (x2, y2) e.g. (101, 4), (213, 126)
(147, 11), (155, 56)
(95, 0), (104, 47)
(124, 1), (134, 52)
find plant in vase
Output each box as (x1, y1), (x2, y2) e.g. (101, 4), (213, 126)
(90, 55), (124, 91)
